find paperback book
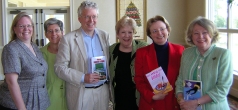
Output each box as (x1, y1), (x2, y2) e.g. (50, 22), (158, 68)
(91, 56), (107, 80)
(145, 67), (173, 94)
(183, 80), (202, 110)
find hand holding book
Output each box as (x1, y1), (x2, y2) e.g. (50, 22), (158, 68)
(91, 56), (107, 81)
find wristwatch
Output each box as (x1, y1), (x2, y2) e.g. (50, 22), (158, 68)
(196, 99), (201, 106)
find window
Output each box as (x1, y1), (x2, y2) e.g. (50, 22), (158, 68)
(207, 0), (238, 75)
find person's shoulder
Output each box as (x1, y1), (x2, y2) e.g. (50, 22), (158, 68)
(3, 40), (18, 50)
(109, 43), (119, 49)
(213, 46), (228, 51)
(96, 28), (108, 34)
(109, 42), (119, 48)
(63, 29), (80, 38)
(168, 42), (184, 48)
(182, 46), (196, 55)
(213, 45), (231, 55)
(40, 43), (48, 52)
(134, 40), (148, 47)
(137, 43), (152, 52)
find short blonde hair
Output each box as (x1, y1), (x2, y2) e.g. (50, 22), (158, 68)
(115, 16), (137, 35)
(146, 15), (171, 38)
(186, 16), (219, 46)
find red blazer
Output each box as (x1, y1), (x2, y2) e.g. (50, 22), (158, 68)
(134, 42), (184, 110)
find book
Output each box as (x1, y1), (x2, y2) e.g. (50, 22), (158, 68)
(145, 67), (173, 94)
(183, 80), (202, 110)
(91, 56), (107, 80)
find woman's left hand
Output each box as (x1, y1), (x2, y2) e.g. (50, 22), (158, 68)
(152, 91), (168, 100)
(179, 100), (198, 110)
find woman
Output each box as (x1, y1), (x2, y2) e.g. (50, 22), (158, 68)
(40, 18), (68, 110)
(0, 12), (50, 110)
(134, 15), (184, 110)
(175, 16), (233, 110)
(109, 16), (147, 110)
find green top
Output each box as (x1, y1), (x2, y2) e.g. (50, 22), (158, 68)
(40, 43), (68, 110)
(175, 44), (233, 110)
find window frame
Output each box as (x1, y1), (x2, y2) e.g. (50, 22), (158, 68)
(207, 0), (238, 76)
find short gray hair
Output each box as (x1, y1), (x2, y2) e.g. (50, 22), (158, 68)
(44, 18), (63, 32)
(77, 1), (99, 17)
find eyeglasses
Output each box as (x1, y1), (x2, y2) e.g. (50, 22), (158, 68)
(151, 28), (167, 34)
(46, 29), (61, 34)
(16, 24), (33, 29)
(81, 15), (98, 20)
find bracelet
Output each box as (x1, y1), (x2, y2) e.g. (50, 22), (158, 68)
(196, 99), (201, 106)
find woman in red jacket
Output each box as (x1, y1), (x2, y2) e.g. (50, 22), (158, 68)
(134, 15), (184, 110)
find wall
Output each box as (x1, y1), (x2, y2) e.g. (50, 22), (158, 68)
(0, 0), (4, 80)
(0, 47), (3, 80)
(148, 0), (187, 45)
(0, 1), (2, 46)
(230, 75), (238, 98)
(71, 0), (187, 45)
(186, 0), (206, 26)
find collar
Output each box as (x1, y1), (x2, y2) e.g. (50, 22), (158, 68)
(154, 41), (169, 50)
(80, 28), (99, 37)
(195, 44), (216, 57)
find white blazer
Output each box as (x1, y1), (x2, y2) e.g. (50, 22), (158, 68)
(54, 27), (113, 110)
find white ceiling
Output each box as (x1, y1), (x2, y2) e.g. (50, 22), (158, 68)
(8, 0), (69, 7)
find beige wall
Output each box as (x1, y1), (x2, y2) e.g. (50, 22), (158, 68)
(230, 77), (238, 98)
(0, 1), (2, 46)
(71, 0), (189, 45)
(186, 0), (206, 26)
(71, 0), (203, 45)
(146, 0), (187, 45)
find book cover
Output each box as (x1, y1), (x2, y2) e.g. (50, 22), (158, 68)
(145, 67), (173, 94)
(91, 56), (107, 80)
(183, 80), (202, 110)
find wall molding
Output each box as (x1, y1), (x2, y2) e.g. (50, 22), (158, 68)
(1, 0), (7, 46)
(229, 87), (238, 98)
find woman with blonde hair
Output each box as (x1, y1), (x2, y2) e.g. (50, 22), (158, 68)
(109, 16), (147, 110)
(0, 12), (49, 110)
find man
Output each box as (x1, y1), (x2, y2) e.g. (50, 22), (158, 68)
(54, 1), (113, 110)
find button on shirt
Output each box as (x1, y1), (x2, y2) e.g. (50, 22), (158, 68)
(81, 28), (107, 87)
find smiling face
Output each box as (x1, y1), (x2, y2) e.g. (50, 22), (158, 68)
(192, 24), (212, 54)
(78, 8), (97, 35)
(45, 24), (63, 45)
(149, 21), (169, 45)
(117, 25), (134, 48)
(13, 17), (33, 42)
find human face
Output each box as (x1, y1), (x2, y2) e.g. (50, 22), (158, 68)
(78, 8), (98, 35)
(117, 25), (134, 48)
(192, 24), (212, 54)
(149, 21), (169, 45)
(45, 24), (63, 44)
(13, 17), (33, 42)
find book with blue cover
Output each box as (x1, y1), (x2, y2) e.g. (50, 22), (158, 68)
(183, 80), (202, 110)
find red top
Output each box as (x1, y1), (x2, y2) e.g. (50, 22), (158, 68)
(134, 42), (184, 110)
